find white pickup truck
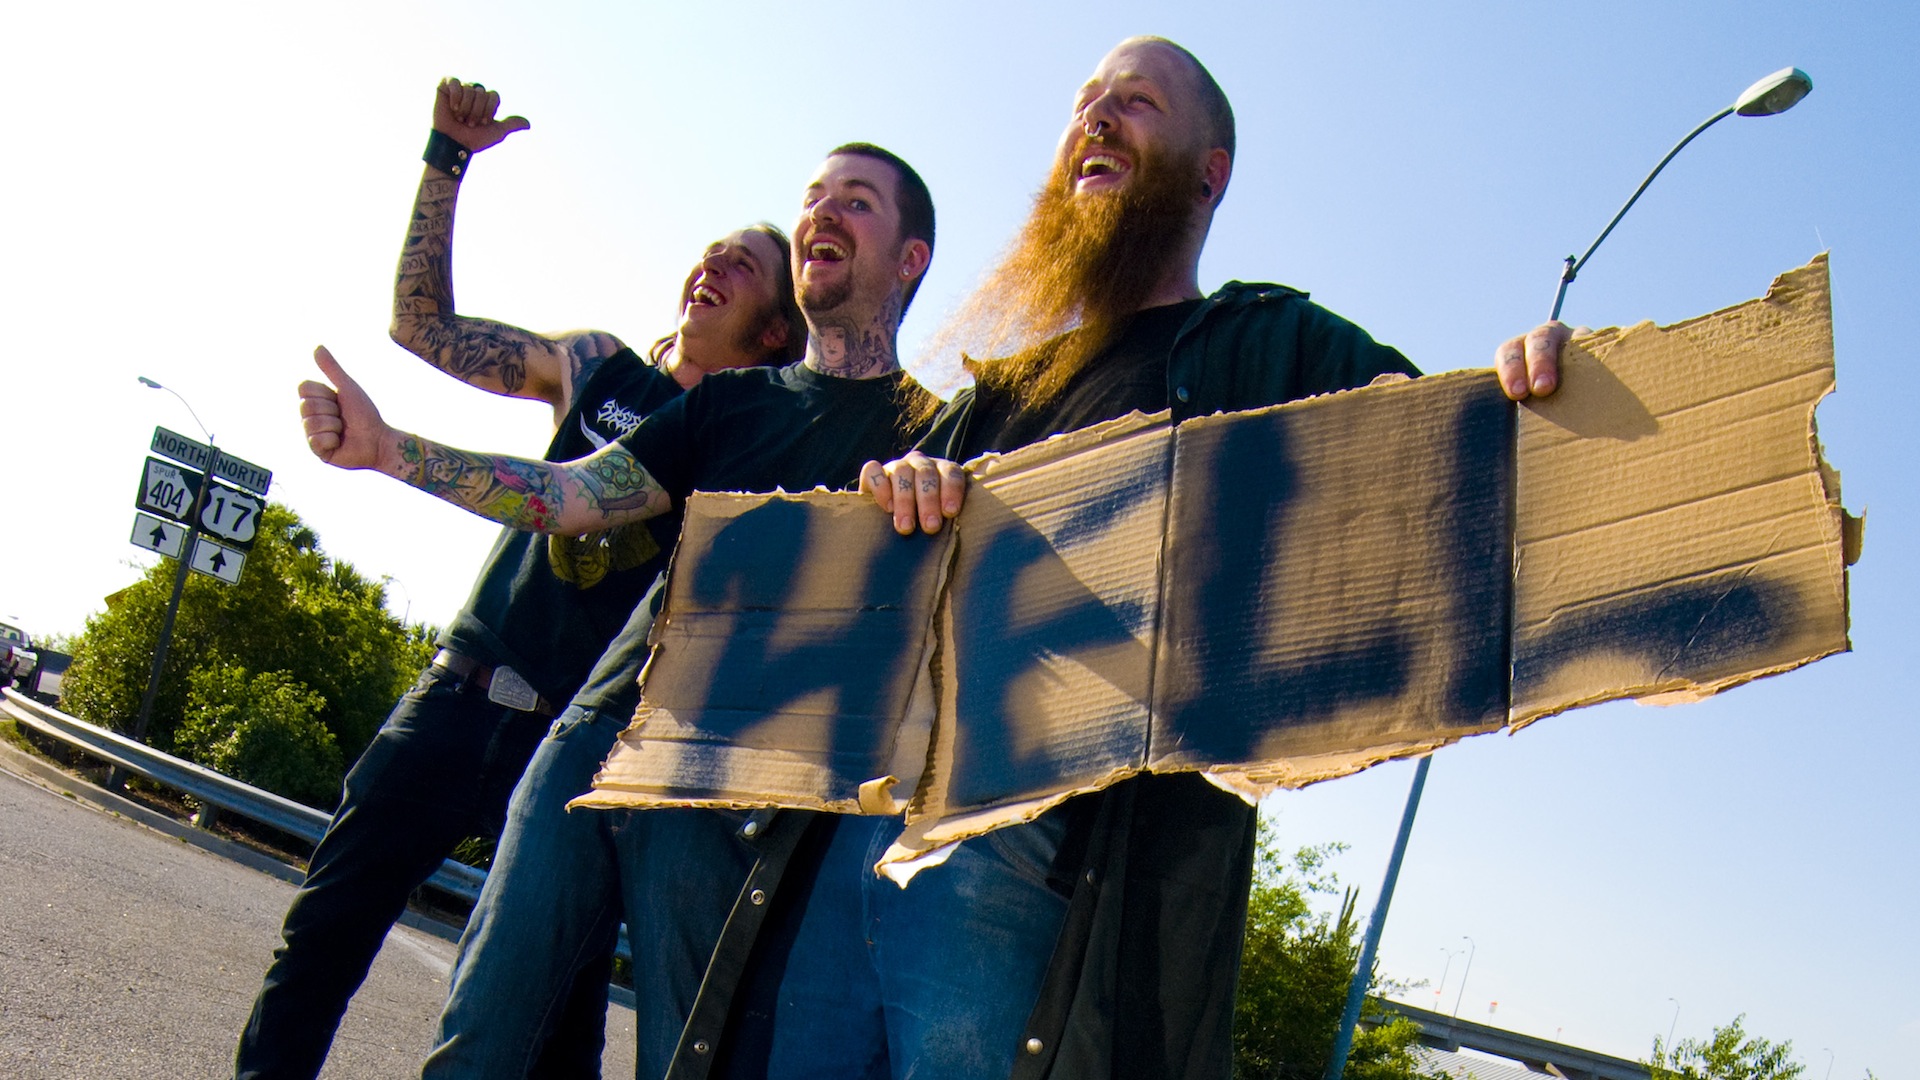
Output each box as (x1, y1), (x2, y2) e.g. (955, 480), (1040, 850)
(1, 621), (37, 687)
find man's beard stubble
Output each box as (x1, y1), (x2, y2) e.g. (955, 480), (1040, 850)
(940, 134), (1200, 412)
(798, 263), (853, 317)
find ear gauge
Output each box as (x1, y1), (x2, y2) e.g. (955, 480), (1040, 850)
(1201, 182), (1214, 199)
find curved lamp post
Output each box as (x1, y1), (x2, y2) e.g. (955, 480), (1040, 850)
(129, 375), (217, 750)
(1325, 65), (1812, 1080)
(137, 375), (215, 443)
(1434, 946), (1462, 1003)
(1449, 935), (1477, 1027)
(1548, 67), (1812, 321)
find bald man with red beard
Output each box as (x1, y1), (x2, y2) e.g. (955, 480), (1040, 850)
(852, 36), (1570, 1080)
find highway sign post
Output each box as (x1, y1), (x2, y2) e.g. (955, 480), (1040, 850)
(129, 512), (187, 559)
(126, 426), (273, 747)
(189, 536), (246, 585)
(135, 457), (203, 525)
(151, 426), (272, 495)
(197, 480), (261, 549)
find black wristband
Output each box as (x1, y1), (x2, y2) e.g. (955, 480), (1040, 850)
(423, 129), (472, 180)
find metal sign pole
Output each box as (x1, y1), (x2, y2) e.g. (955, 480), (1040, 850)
(1325, 753), (1431, 1080)
(130, 437), (213, 748)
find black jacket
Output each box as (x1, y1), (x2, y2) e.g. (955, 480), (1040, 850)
(667, 283), (1416, 1080)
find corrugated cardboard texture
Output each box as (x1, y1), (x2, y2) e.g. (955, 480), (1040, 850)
(579, 257), (1850, 849)
(574, 492), (952, 813)
(1154, 371), (1513, 778)
(1510, 254), (1847, 724)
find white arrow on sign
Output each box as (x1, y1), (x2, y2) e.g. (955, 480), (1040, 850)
(129, 512), (185, 559)
(200, 481), (261, 546)
(189, 536), (246, 585)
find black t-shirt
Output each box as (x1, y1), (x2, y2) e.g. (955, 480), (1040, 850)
(618, 361), (927, 504)
(577, 361), (930, 713)
(439, 350), (684, 703)
(955, 298), (1202, 458)
(568, 573), (668, 713)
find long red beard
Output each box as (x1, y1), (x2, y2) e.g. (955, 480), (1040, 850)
(937, 135), (1200, 412)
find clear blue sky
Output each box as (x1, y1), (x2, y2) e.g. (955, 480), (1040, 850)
(3, 1), (1913, 1071)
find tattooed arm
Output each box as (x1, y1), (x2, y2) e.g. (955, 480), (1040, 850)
(389, 78), (626, 424)
(301, 346), (671, 535)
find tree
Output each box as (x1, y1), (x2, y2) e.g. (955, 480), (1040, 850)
(175, 665), (344, 808)
(61, 503), (433, 806)
(1235, 818), (1440, 1080)
(1648, 1015), (1805, 1080)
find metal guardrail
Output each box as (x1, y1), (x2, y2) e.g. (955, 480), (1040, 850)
(0, 687), (487, 904)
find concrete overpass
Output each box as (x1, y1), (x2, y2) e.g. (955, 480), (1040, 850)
(1366, 998), (1651, 1080)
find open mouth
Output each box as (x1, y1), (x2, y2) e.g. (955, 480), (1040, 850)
(807, 237), (850, 263)
(1080, 152), (1129, 179)
(689, 283), (727, 307)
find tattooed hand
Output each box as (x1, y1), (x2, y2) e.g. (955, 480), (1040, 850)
(1493, 321), (1578, 401)
(302, 345), (670, 535)
(861, 451), (968, 535)
(434, 78), (530, 154)
(300, 346), (397, 471)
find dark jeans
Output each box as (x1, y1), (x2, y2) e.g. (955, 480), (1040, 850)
(233, 665), (599, 1080)
(422, 705), (759, 1080)
(720, 813), (1072, 1080)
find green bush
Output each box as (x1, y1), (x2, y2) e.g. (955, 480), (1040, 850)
(1234, 819), (1441, 1080)
(61, 503), (434, 781)
(176, 665), (344, 808)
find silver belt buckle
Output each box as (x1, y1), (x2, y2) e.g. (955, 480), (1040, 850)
(487, 665), (541, 712)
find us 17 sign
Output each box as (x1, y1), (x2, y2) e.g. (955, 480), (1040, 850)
(199, 480), (261, 549)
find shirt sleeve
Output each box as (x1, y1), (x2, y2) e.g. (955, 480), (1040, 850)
(614, 388), (700, 505)
(1294, 302), (1422, 393)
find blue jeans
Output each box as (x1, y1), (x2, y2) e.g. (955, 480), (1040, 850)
(723, 812), (1073, 1080)
(423, 704), (759, 1080)
(234, 665), (596, 1080)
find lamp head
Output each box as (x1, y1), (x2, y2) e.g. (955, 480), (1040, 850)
(137, 376), (163, 389)
(1734, 67), (1813, 117)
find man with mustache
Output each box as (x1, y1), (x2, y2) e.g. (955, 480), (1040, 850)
(849, 37), (1570, 1080)
(296, 143), (938, 1078)
(236, 79), (804, 1080)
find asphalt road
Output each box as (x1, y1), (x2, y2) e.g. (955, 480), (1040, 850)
(0, 762), (637, 1079)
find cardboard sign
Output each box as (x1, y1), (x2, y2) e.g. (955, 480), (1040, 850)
(577, 257), (1854, 860)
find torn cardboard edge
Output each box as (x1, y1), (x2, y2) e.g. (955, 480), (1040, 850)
(576, 256), (1855, 875)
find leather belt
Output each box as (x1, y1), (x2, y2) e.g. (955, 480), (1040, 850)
(431, 649), (558, 717)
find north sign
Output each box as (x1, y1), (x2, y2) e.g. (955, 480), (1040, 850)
(150, 426), (273, 496)
(135, 457), (203, 525)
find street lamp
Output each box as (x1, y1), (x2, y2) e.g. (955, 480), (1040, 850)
(1325, 65), (1813, 1080)
(380, 574), (414, 625)
(137, 375), (214, 443)
(1548, 66), (1813, 321)
(1450, 935), (1477, 1026)
(1434, 946), (1463, 1003)
(128, 375), (218, 753)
